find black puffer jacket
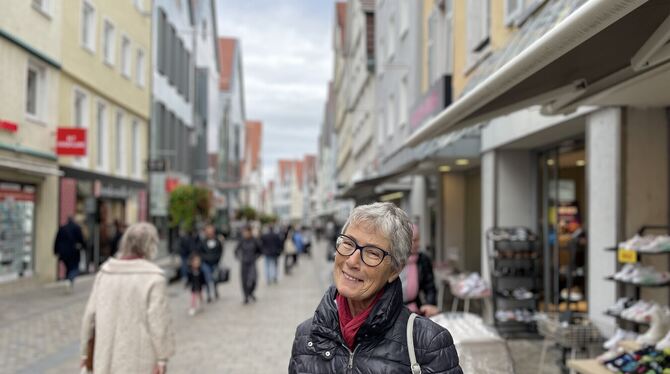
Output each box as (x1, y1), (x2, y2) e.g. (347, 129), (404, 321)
(289, 279), (462, 374)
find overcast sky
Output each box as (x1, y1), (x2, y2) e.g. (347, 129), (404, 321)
(217, 0), (334, 184)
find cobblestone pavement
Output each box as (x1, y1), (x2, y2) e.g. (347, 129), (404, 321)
(0, 239), (561, 373)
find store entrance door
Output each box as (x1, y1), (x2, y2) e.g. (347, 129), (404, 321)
(538, 142), (588, 314)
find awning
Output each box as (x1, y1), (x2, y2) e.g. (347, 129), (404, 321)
(0, 156), (62, 177)
(337, 160), (419, 200)
(406, 0), (670, 146)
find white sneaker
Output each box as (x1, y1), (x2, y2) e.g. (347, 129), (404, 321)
(655, 330), (670, 350)
(604, 328), (630, 350)
(637, 305), (670, 345)
(606, 297), (631, 315)
(613, 264), (638, 281)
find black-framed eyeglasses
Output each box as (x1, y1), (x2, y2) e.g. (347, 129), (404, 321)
(335, 234), (392, 267)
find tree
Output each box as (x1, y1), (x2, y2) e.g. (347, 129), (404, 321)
(168, 185), (212, 230)
(236, 205), (257, 221)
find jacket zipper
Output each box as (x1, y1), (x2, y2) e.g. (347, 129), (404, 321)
(342, 344), (359, 371)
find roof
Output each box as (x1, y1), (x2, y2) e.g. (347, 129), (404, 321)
(336, 2), (347, 46)
(245, 120), (262, 171)
(294, 161), (304, 188)
(303, 155), (317, 182)
(277, 159), (294, 185)
(218, 37), (237, 91)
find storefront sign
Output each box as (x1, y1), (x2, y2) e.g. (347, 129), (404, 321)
(150, 173), (167, 216)
(409, 75), (452, 133)
(165, 178), (180, 193)
(0, 120), (18, 133)
(56, 128), (87, 156)
(99, 184), (130, 199)
(146, 159), (167, 172)
(618, 248), (638, 264)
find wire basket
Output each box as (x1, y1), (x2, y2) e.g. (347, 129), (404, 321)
(536, 315), (603, 348)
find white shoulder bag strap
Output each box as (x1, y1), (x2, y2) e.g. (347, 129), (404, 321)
(407, 313), (422, 374)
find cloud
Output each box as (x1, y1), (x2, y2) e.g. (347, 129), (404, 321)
(217, 1), (333, 183)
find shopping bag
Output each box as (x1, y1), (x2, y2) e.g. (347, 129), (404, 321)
(84, 332), (94, 371)
(216, 266), (230, 283)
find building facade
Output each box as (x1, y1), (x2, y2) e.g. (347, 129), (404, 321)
(58, 0), (151, 268)
(0, 0), (63, 282)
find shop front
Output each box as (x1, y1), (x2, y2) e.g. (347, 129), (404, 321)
(59, 167), (147, 273)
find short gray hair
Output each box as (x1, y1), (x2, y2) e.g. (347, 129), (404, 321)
(341, 202), (413, 270)
(117, 222), (159, 259)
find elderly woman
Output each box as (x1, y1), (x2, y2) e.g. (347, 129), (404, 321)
(80, 222), (175, 374)
(289, 202), (462, 373)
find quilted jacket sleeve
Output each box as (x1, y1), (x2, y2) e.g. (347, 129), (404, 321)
(421, 327), (463, 374)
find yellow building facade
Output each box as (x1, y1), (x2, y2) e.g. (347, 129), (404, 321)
(57, 0), (151, 269)
(0, 1), (63, 282)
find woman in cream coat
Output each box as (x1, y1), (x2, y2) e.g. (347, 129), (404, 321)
(80, 222), (175, 374)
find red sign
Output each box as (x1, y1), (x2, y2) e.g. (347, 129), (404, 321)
(56, 128), (87, 156)
(165, 178), (180, 193)
(0, 120), (18, 133)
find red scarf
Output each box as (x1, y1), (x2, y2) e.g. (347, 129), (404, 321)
(336, 289), (384, 349)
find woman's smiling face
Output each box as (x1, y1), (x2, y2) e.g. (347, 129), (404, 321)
(333, 223), (399, 311)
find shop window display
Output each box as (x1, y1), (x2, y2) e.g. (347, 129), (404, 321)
(0, 182), (35, 282)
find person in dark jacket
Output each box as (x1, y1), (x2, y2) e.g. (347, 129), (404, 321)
(260, 225), (282, 285)
(289, 202), (462, 374)
(54, 217), (86, 291)
(178, 229), (200, 280)
(235, 226), (262, 304)
(199, 224), (224, 302)
(401, 223), (440, 317)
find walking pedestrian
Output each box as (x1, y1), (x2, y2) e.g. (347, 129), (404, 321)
(80, 222), (175, 374)
(185, 254), (206, 316)
(54, 216), (85, 292)
(235, 226), (262, 304)
(289, 202), (462, 373)
(260, 224), (282, 284)
(178, 229), (200, 280)
(401, 223), (440, 317)
(199, 224), (223, 301)
(283, 225), (297, 275)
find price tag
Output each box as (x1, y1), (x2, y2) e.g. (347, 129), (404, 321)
(618, 248), (638, 263)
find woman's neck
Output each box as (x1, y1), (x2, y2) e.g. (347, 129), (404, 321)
(347, 297), (373, 317)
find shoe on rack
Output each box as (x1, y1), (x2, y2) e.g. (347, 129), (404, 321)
(606, 297), (632, 315)
(632, 267), (670, 285)
(636, 305), (670, 345)
(640, 235), (670, 253)
(512, 288), (534, 300)
(655, 329), (670, 350)
(604, 328), (637, 350)
(560, 287), (583, 302)
(613, 263), (638, 281)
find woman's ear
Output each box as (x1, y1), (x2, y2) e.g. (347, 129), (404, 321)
(387, 267), (401, 283)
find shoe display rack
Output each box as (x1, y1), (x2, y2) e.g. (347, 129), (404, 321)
(487, 227), (542, 337)
(605, 225), (670, 333)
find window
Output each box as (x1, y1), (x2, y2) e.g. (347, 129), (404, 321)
(136, 49), (145, 87)
(445, 0), (454, 74)
(399, 0), (409, 37)
(399, 76), (408, 128)
(378, 110), (385, 145)
(32, 0), (50, 16)
(134, 0), (143, 12)
(387, 13), (396, 61)
(157, 9), (166, 75)
(120, 36), (131, 77)
(466, 1), (490, 66)
(131, 120), (140, 176)
(25, 62), (46, 120)
(505, 0), (523, 25)
(73, 88), (89, 167)
(115, 111), (125, 174)
(386, 95), (395, 139)
(102, 19), (116, 66)
(96, 101), (108, 170)
(428, 11), (437, 84)
(81, 0), (96, 52)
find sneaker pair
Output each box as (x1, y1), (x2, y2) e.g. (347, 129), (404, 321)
(606, 297), (632, 315)
(559, 287), (583, 302)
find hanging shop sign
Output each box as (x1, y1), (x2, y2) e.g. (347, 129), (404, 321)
(56, 128), (87, 156)
(165, 177), (180, 193)
(0, 120), (18, 133)
(409, 75), (452, 133)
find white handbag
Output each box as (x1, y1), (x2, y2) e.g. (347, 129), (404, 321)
(407, 313), (422, 374)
